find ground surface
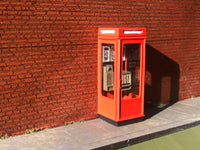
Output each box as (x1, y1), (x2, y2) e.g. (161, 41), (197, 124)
(0, 97), (200, 150)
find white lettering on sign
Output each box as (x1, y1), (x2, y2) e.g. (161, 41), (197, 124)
(123, 30), (143, 34)
(101, 30), (115, 34)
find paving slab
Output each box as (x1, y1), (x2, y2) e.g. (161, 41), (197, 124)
(1, 97), (200, 150)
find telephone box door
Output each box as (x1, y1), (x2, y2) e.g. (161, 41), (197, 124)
(120, 40), (145, 120)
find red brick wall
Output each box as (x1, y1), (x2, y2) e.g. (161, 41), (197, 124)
(0, 0), (200, 135)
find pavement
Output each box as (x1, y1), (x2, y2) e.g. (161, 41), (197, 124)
(1, 97), (200, 150)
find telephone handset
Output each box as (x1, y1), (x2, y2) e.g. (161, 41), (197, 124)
(103, 65), (114, 91)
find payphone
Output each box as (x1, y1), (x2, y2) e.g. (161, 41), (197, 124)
(98, 28), (146, 124)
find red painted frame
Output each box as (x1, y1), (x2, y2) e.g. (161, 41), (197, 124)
(98, 28), (146, 122)
(120, 39), (145, 121)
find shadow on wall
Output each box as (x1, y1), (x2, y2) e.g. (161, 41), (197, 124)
(144, 44), (180, 118)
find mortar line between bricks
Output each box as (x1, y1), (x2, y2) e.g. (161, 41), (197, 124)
(1, 37), (198, 50)
(0, 43), (97, 50)
(147, 37), (199, 42)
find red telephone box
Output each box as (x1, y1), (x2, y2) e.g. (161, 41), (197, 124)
(98, 28), (146, 124)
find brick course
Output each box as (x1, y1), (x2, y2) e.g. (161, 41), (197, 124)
(0, 0), (200, 135)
